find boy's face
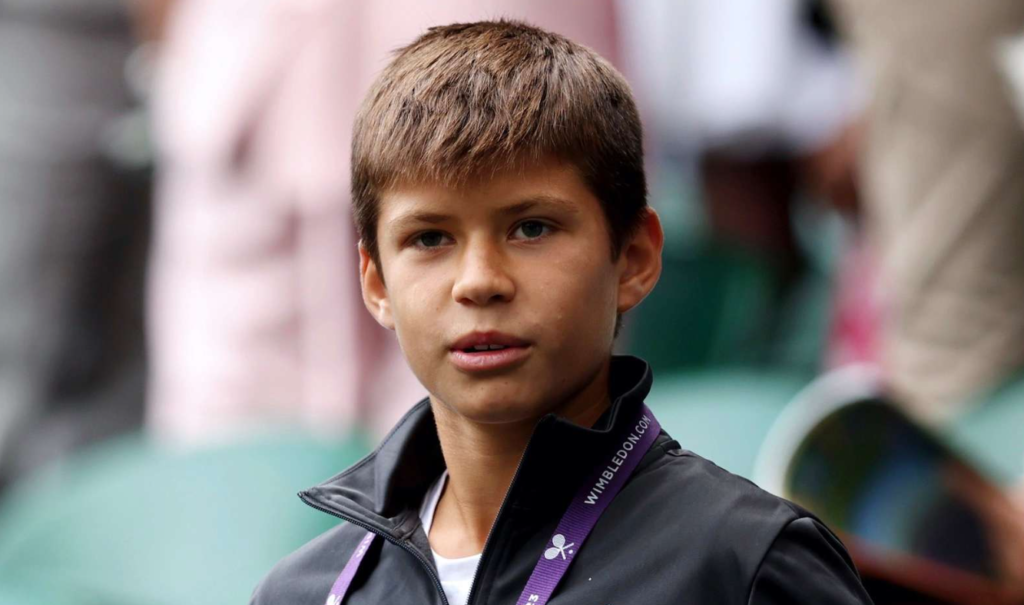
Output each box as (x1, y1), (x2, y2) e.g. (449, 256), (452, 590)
(360, 159), (662, 426)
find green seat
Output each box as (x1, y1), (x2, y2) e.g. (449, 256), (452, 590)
(0, 432), (370, 605)
(0, 574), (91, 605)
(646, 370), (810, 481)
(625, 243), (832, 376)
(627, 246), (776, 373)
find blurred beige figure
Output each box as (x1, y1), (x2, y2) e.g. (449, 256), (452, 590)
(1001, 31), (1024, 125)
(829, 0), (1024, 421)
(148, 0), (617, 443)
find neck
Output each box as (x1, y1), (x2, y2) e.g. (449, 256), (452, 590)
(427, 361), (611, 558)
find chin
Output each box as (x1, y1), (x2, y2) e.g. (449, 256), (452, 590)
(439, 390), (551, 426)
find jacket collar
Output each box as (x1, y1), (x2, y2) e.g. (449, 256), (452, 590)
(300, 355), (657, 539)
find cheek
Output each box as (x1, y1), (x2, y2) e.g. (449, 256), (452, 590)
(533, 250), (619, 342)
(385, 267), (446, 349)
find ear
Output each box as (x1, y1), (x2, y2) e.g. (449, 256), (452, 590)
(616, 208), (664, 314)
(359, 243), (395, 330)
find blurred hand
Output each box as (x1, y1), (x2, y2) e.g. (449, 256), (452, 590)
(799, 117), (864, 218)
(125, 0), (179, 42)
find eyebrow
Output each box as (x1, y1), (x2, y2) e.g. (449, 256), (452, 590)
(387, 195), (580, 233)
(388, 212), (451, 231)
(496, 195), (581, 218)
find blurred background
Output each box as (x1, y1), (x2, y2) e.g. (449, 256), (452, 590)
(0, 0), (1022, 603)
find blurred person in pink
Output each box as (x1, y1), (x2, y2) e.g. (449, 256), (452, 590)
(147, 0), (618, 443)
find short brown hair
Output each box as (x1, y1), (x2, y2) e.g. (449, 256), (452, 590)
(352, 19), (647, 268)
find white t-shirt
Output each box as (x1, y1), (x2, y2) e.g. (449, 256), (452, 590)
(419, 471), (482, 605)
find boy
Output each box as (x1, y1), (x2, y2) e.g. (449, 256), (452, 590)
(251, 20), (873, 605)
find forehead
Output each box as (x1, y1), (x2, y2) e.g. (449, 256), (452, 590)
(377, 161), (601, 229)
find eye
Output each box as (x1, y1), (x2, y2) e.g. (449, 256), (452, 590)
(411, 231), (451, 249)
(511, 220), (552, 241)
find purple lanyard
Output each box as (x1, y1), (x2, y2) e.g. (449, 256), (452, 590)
(326, 406), (661, 605)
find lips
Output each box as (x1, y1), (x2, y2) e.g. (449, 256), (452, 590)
(450, 331), (530, 352)
(449, 331), (531, 372)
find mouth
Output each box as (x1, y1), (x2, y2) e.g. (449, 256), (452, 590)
(449, 331), (532, 372)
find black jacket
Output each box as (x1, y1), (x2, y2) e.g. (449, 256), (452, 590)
(251, 357), (873, 605)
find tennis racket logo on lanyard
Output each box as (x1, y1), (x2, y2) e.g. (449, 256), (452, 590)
(544, 535), (575, 560)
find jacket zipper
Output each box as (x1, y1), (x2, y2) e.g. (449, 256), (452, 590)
(464, 413), (651, 605)
(299, 494), (451, 605)
(463, 433), (537, 605)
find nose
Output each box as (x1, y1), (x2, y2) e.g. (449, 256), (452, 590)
(451, 238), (515, 306)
